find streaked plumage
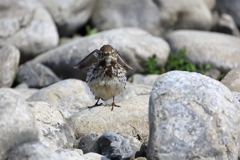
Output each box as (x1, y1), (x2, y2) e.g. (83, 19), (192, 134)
(74, 45), (133, 110)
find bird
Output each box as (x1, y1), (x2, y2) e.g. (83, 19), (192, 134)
(73, 45), (133, 111)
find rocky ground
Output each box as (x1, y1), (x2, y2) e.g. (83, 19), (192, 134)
(1, 0), (240, 160)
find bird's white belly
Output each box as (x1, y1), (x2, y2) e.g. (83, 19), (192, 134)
(87, 76), (126, 101)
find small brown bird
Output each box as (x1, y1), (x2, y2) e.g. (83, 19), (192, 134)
(73, 45), (133, 111)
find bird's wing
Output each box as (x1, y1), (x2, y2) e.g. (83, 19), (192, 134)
(73, 49), (99, 70)
(116, 50), (133, 71)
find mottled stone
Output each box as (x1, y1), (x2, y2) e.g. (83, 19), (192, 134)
(0, 88), (38, 159)
(29, 101), (75, 149)
(148, 71), (240, 160)
(98, 131), (133, 159)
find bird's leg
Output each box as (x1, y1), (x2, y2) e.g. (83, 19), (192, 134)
(88, 98), (103, 108)
(106, 97), (121, 111)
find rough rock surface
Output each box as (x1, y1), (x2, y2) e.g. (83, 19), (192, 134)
(98, 130), (133, 159)
(148, 71), (240, 160)
(166, 30), (240, 72)
(118, 132), (142, 153)
(29, 101), (75, 149)
(0, 45), (20, 87)
(221, 67), (240, 92)
(70, 95), (149, 139)
(27, 79), (95, 119)
(130, 74), (159, 86)
(38, 0), (95, 36)
(216, 0), (240, 28)
(0, 88), (38, 159)
(7, 142), (85, 160)
(0, 0), (59, 57)
(18, 61), (60, 88)
(91, 0), (214, 36)
(78, 133), (100, 154)
(33, 28), (170, 80)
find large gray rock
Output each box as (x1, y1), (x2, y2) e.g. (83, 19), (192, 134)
(98, 130), (133, 159)
(0, 0), (59, 57)
(0, 88), (38, 159)
(29, 101), (75, 149)
(7, 142), (85, 160)
(70, 95), (149, 139)
(216, 0), (240, 28)
(18, 61), (60, 88)
(221, 67), (240, 92)
(27, 79), (95, 119)
(38, 0), (95, 37)
(148, 71), (240, 160)
(0, 45), (20, 88)
(33, 28), (170, 80)
(91, 0), (214, 36)
(166, 30), (240, 72)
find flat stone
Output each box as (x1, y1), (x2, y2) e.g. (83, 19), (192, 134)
(70, 95), (149, 140)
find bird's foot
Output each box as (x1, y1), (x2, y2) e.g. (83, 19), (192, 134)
(106, 102), (121, 111)
(88, 102), (103, 109)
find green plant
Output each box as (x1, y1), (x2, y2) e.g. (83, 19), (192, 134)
(85, 25), (98, 36)
(143, 47), (212, 75)
(143, 54), (163, 74)
(166, 47), (196, 72)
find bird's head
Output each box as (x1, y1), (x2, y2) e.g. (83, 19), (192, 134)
(99, 45), (117, 65)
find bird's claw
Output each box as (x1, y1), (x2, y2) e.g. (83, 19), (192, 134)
(105, 102), (121, 111)
(88, 102), (103, 109)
